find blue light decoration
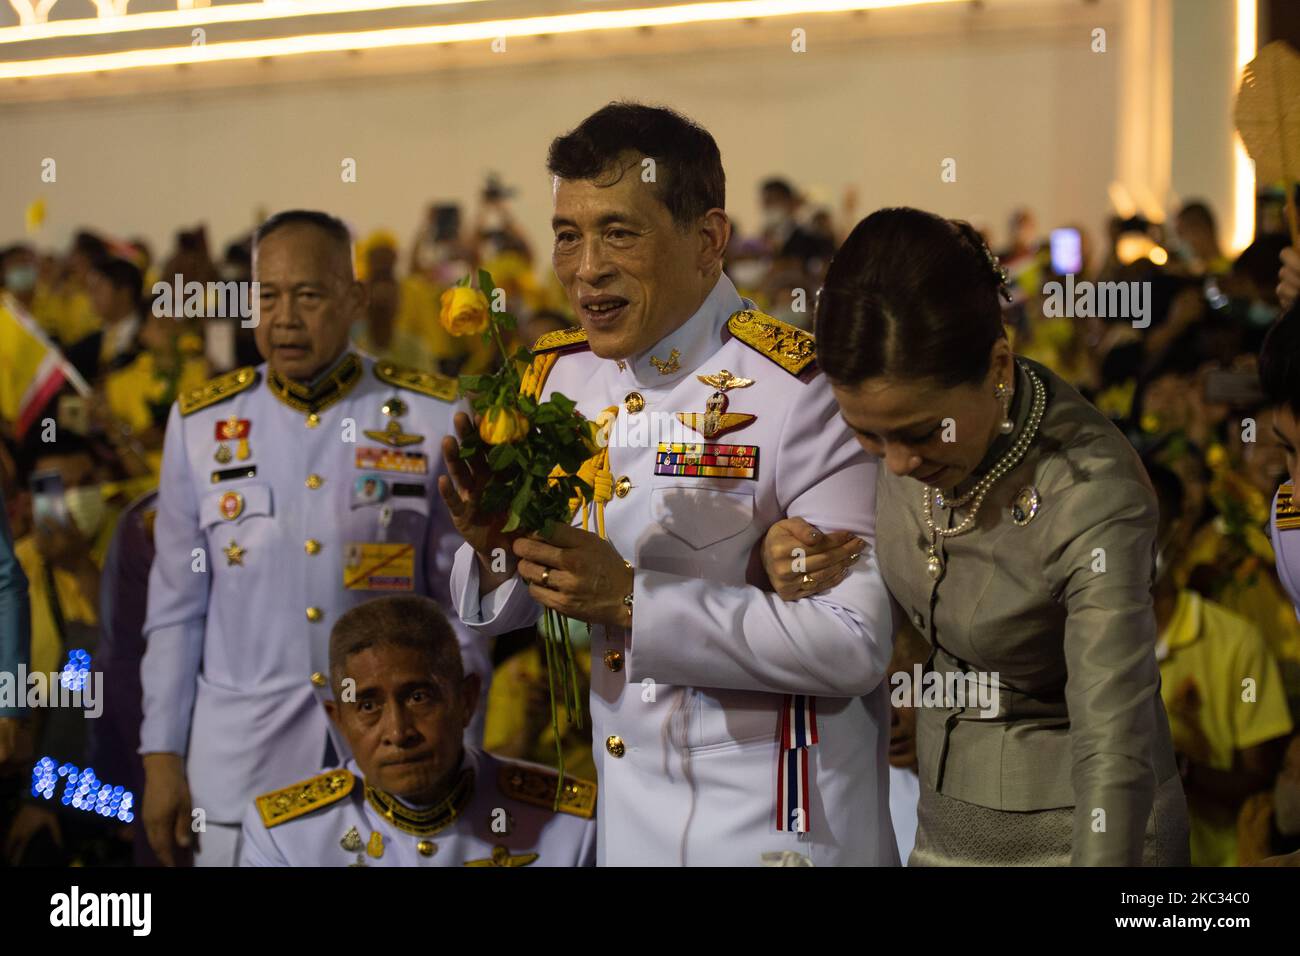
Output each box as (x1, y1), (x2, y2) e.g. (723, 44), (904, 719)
(31, 757), (135, 823)
(59, 649), (91, 691)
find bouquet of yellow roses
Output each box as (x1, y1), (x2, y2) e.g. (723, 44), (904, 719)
(441, 268), (594, 801)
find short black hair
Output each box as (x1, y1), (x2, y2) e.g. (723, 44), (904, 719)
(1176, 200), (1217, 234)
(71, 231), (107, 260)
(1260, 306), (1300, 414)
(88, 254), (143, 299)
(254, 210), (354, 271)
(815, 207), (1006, 388)
(329, 595), (463, 695)
(760, 178), (796, 201)
(547, 102), (724, 229)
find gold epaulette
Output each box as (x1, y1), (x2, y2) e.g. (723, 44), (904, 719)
(178, 366), (258, 416)
(255, 769), (355, 829)
(531, 326), (588, 355)
(727, 309), (817, 377)
(374, 361), (458, 402)
(1278, 482), (1300, 531)
(520, 327), (588, 400)
(499, 764), (597, 819)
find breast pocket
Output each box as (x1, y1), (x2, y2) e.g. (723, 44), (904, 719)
(201, 483), (274, 566)
(650, 486), (754, 549)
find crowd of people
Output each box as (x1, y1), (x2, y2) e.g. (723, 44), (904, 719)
(3, 124), (1300, 866)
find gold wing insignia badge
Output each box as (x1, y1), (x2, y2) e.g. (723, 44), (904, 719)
(464, 845), (539, 867)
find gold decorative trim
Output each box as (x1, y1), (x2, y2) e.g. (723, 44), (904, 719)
(727, 309), (817, 376)
(374, 361), (458, 403)
(178, 367), (258, 417)
(255, 769), (354, 829)
(1277, 481), (1300, 531)
(531, 326), (588, 355)
(364, 767), (475, 836)
(499, 764), (597, 819)
(266, 352), (363, 416)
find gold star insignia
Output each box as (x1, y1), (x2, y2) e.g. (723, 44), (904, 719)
(224, 541), (245, 566)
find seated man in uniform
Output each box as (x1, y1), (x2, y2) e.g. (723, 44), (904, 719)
(238, 595), (596, 867)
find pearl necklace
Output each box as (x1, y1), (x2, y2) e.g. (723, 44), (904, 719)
(922, 363), (1047, 579)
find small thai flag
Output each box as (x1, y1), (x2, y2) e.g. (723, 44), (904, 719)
(775, 694), (818, 833)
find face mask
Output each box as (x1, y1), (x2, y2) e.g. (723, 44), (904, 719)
(1248, 301), (1279, 327)
(64, 485), (106, 538)
(1274, 777), (1300, 836)
(728, 260), (767, 290)
(4, 264), (37, 293)
(762, 207), (790, 232)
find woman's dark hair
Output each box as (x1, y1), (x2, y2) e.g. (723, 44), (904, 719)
(1259, 305), (1300, 414)
(814, 207), (1007, 387)
(547, 102), (724, 229)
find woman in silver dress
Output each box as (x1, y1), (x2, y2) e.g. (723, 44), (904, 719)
(762, 207), (1189, 865)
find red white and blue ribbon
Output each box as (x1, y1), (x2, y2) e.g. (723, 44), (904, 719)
(775, 694), (818, 833)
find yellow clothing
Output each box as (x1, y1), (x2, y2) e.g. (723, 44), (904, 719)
(484, 643), (594, 783)
(393, 275), (495, 375)
(1158, 589), (1295, 865)
(104, 351), (209, 435)
(15, 517), (116, 679)
(31, 285), (100, 348)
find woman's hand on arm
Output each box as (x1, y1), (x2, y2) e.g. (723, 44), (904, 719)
(759, 517), (866, 602)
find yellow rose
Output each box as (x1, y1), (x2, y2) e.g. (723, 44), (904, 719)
(440, 286), (490, 337)
(479, 406), (529, 445)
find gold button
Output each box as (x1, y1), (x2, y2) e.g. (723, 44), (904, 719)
(306, 607), (323, 622)
(310, 672), (326, 687)
(416, 840), (435, 857)
(306, 413), (320, 429)
(624, 391), (645, 414)
(614, 476), (632, 498)
(603, 650), (624, 673)
(305, 539), (321, 555)
(606, 735), (625, 758)
(306, 474), (323, 489)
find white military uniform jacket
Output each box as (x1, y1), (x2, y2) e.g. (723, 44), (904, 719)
(451, 275), (897, 866)
(238, 748), (597, 867)
(141, 350), (490, 825)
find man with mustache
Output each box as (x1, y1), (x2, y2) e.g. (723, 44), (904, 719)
(141, 210), (490, 867)
(440, 103), (897, 865)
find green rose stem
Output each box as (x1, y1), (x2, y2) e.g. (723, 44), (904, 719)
(467, 269), (586, 809)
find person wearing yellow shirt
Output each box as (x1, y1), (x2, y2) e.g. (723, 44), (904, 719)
(355, 231), (495, 376)
(5, 433), (122, 865)
(1149, 461), (1294, 866)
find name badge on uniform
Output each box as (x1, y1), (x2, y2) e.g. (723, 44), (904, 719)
(654, 442), (759, 481)
(355, 446), (428, 475)
(344, 543), (415, 591)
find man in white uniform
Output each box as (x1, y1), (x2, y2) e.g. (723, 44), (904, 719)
(142, 211), (489, 867)
(440, 103), (897, 866)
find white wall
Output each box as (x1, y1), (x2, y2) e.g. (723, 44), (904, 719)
(1, 17), (1123, 260)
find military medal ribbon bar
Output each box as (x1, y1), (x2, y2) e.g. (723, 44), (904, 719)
(654, 442), (758, 480)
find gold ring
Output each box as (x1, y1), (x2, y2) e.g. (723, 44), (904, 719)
(800, 573), (815, 588)
(540, 568), (551, 587)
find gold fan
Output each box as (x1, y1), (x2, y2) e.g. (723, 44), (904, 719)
(1235, 40), (1300, 244)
